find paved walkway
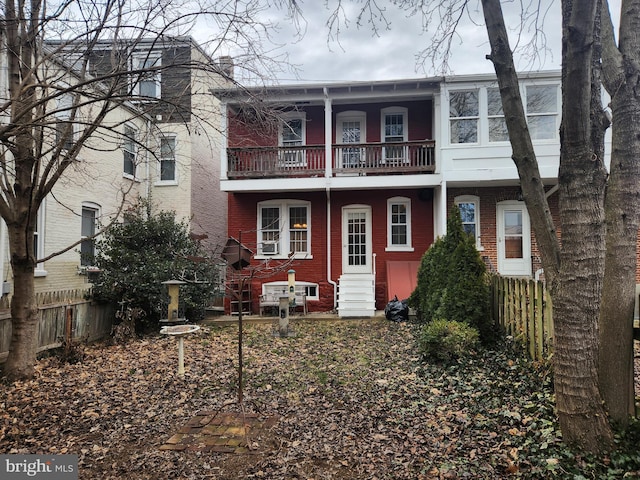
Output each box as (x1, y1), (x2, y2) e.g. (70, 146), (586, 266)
(160, 411), (279, 454)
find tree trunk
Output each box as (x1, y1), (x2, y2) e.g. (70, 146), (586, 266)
(598, 0), (640, 427)
(481, 0), (614, 452)
(3, 223), (39, 381)
(599, 86), (640, 421)
(552, 0), (613, 451)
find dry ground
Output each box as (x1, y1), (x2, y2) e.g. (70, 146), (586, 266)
(1, 318), (637, 479)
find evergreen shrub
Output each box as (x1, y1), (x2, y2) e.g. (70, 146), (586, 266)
(418, 319), (480, 362)
(409, 205), (493, 340)
(91, 199), (220, 331)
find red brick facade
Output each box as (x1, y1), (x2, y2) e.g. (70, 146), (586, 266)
(227, 188), (435, 314)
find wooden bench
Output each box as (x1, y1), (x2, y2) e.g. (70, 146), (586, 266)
(259, 283), (307, 316)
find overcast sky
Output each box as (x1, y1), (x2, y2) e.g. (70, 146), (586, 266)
(266, 0), (561, 83)
(196, 1), (622, 85)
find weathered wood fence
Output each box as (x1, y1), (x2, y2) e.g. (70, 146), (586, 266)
(0, 289), (114, 363)
(490, 275), (554, 362)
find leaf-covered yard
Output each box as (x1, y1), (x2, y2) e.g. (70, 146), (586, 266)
(1, 318), (639, 479)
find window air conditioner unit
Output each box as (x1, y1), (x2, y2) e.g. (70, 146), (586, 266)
(262, 241), (279, 255)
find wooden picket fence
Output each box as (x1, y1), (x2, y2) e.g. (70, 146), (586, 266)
(490, 275), (554, 362)
(0, 288), (114, 363)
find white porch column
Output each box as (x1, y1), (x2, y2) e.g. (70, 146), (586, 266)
(220, 100), (228, 180)
(435, 182), (448, 238)
(324, 88), (332, 179)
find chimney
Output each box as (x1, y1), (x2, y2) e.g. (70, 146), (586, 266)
(218, 56), (234, 80)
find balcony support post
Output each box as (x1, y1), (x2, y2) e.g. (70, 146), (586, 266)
(324, 88), (333, 179)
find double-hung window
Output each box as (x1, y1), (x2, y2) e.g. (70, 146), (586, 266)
(279, 114), (305, 166)
(487, 88), (508, 142)
(381, 107), (408, 163)
(525, 85), (558, 140)
(123, 126), (137, 177)
(133, 52), (161, 99)
(258, 201), (310, 257)
(455, 195), (481, 249)
(55, 93), (75, 151)
(81, 204), (99, 266)
(160, 135), (176, 181)
(386, 197), (413, 251)
(449, 90), (479, 144)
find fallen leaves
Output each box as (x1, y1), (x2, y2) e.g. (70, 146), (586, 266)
(0, 318), (630, 479)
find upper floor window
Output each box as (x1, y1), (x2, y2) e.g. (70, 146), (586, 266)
(123, 125), (137, 177)
(449, 90), (479, 144)
(337, 111), (366, 168)
(280, 115), (304, 147)
(133, 52), (161, 99)
(81, 203), (100, 266)
(279, 114), (305, 166)
(381, 107), (408, 162)
(487, 88), (508, 142)
(386, 197), (413, 251)
(258, 200), (310, 258)
(526, 85), (558, 140)
(160, 135), (176, 181)
(55, 93), (75, 151)
(455, 195), (481, 249)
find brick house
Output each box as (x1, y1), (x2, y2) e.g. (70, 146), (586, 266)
(213, 71), (580, 317)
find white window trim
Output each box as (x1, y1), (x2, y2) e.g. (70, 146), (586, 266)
(132, 51), (162, 100)
(524, 83), (560, 142)
(155, 133), (179, 185)
(55, 92), (82, 158)
(279, 112), (306, 147)
(380, 106), (408, 142)
(256, 200), (312, 260)
(279, 113), (306, 167)
(386, 196), (413, 252)
(336, 110), (367, 142)
(448, 88), (480, 146)
(486, 86), (509, 144)
(336, 110), (367, 169)
(34, 201), (47, 277)
(262, 281), (319, 301)
(80, 202), (101, 267)
(123, 124), (138, 180)
(454, 195), (483, 250)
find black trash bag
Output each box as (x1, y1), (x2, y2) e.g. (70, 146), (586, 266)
(384, 295), (409, 322)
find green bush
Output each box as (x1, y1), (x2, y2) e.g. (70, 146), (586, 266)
(409, 205), (493, 340)
(91, 199), (220, 331)
(418, 319), (480, 362)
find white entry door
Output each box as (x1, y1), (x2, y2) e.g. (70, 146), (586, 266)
(342, 206), (372, 274)
(497, 202), (532, 276)
(337, 113), (365, 168)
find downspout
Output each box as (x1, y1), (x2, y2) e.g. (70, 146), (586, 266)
(324, 87), (337, 309)
(327, 189), (337, 309)
(145, 117), (152, 207)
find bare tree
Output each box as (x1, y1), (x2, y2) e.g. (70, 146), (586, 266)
(0, 0), (292, 381)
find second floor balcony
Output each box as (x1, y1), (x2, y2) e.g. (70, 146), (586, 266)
(226, 140), (436, 179)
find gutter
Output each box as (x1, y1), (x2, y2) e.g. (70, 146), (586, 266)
(324, 87), (337, 309)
